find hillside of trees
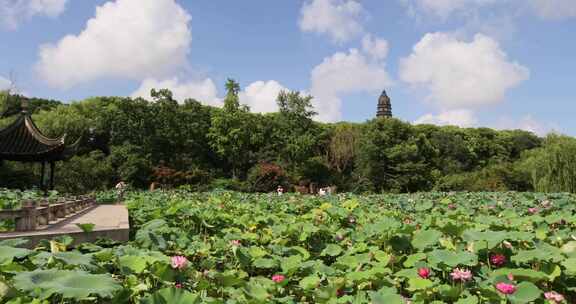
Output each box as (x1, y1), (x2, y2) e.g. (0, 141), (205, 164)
(1, 80), (575, 194)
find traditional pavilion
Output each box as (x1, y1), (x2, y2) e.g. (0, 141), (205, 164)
(376, 90), (392, 118)
(0, 98), (79, 192)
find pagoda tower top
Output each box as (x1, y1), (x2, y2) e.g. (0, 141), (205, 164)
(376, 90), (392, 118)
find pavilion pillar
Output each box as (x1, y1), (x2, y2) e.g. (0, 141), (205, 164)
(40, 161), (46, 191)
(49, 162), (55, 190)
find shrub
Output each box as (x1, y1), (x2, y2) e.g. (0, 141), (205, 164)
(295, 157), (332, 187)
(247, 163), (289, 193)
(56, 151), (114, 194)
(152, 163), (212, 188)
(209, 178), (250, 192)
(0, 161), (37, 190)
(434, 163), (532, 192)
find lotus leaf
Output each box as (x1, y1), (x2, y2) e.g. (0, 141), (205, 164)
(13, 269), (121, 299)
(507, 282), (542, 304)
(140, 287), (200, 304)
(412, 229), (442, 250)
(0, 246), (30, 265)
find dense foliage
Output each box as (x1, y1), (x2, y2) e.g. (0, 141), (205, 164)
(0, 191), (574, 303)
(0, 189), (48, 210)
(2, 84), (574, 194)
(519, 135), (576, 193)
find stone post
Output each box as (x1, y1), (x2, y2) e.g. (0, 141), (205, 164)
(15, 200), (37, 231)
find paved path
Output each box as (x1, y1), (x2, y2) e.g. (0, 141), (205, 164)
(0, 205), (130, 247)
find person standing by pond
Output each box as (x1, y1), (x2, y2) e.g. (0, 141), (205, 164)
(115, 181), (127, 204)
(277, 185), (284, 195)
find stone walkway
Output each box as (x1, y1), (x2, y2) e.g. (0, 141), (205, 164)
(0, 205), (130, 248)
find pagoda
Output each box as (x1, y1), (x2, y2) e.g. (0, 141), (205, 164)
(0, 98), (79, 191)
(376, 90), (392, 118)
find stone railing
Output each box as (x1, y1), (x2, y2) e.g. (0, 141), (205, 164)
(0, 195), (96, 232)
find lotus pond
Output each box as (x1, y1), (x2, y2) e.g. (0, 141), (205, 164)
(0, 191), (575, 303)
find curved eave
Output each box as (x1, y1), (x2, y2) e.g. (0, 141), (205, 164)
(0, 115), (24, 137)
(0, 112), (69, 162)
(59, 136), (82, 161)
(24, 114), (66, 145)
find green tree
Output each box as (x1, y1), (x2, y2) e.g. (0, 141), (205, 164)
(275, 91), (321, 172)
(1, 91), (61, 118)
(277, 90), (316, 126)
(223, 79), (241, 111)
(55, 151), (114, 194)
(208, 79), (255, 178)
(519, 134), (576, 193)
(327, 123), (361, 174)
(108, 144), (152, 188)
(355, 118), (435, 192)
(0, 161), (37, 190)
(0, 85), (558, 194)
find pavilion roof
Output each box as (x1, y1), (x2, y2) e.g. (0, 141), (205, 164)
(0, 111), (71, 162)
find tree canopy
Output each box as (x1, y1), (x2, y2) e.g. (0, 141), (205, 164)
(1, 82), (569, 194)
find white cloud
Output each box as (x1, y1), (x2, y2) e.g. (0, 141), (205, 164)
(0, 76), (30, 96)
(239, 80), (286, 113)
(310, 45), (392, 122)
(35, 0), (191, 89)
(131, 78), (290, 111)
(299, 0), (364, 43)
(131, 77), (221, 106)
(362, 34), (389, 60)
(529, 0), (576, 20)
(28, 0), (66, 16)
(415, 111), (560, 133)
(496, 115), (558, 136)
(415, 109), (478, 127)
(402, 0), (498, 19)
(0, 0), (67, 29)
(402, 0), (576, 23)
(400, 32), (529, 109)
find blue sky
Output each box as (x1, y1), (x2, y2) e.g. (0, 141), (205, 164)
(0, 0), (575, 135)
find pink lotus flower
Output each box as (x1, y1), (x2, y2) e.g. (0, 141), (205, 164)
(450, 268), (472, 281)
(507, 273), (514, 281)
(417, 267), (431, 279)
(272, 274), (285, 283)
(448, 204), (456, 210)
(528, 207), (538, 214)
(544, 291), (565, 303)
(170, 255), (188, 270)
(496, 282), (516, 295)
(230, 240), (241, 246)
(174, 282), (183, 289)
(490, 253), (507, 267)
